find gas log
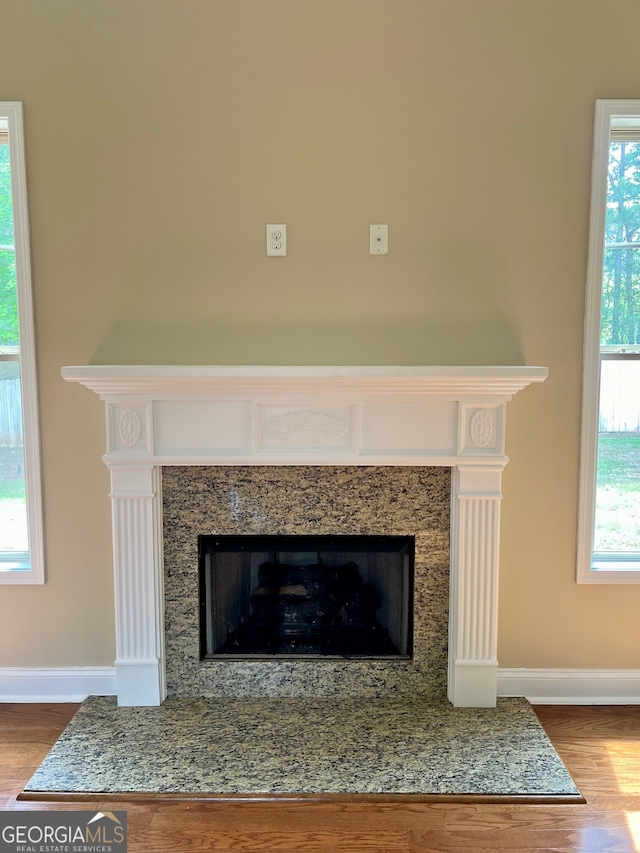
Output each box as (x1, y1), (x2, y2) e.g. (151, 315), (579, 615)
(200, 534), (414, 659)
(251, 559), (380, 629)
(220, 557), (395, 656)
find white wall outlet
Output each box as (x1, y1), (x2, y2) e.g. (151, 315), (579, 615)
(370, 224), (388, 255)
(267, 224), (287, 256)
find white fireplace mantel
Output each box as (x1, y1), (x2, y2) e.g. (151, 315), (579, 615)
(62, 364), (547, 708)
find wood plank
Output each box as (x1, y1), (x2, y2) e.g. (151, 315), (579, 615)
(442, 805), (632, 831)
(143, 802), (449, 831)
(1, 741), (56, 766)
(548, 738), (640, 798)
(0, 703), (79, 729)
(129, 830), (408, 852)
(409, 848), (580, 853)
(132, 844), (407, 853)
(0, 728), (69, 745)
(533, 705), (640, 739)
(408, 827), (638, 850)
(0, 766), (42, 785)
(408, 848), (618, 853)
(575, 793), (640, 810)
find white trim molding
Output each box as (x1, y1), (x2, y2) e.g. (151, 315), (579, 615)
(62, 364), (547, 708)
(498, 668), (640, 704)
(0, 667), (117, 702)
(577, 99), (640, 584)
(2, 667), (638, 705)
(0, 102), (44, 585)
(448, 466), (502, 707)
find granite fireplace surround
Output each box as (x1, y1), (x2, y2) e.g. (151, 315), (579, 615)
(62, 365), (548, 708)
(163, 465), (449, 700)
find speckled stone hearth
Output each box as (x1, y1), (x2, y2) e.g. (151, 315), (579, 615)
(22, 696), (582, 800)
(163, 466), (450, 699)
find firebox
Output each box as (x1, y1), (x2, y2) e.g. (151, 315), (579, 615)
(199, 534), (414, 660)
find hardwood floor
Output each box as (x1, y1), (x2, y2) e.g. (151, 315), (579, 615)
(1, 703), (639, 852)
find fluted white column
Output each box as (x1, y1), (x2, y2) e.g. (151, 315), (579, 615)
(448, 465), (503, 707)
(110, 465), (165, 706)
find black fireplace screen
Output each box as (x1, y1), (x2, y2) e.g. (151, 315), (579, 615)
(199, 534), (414, 659)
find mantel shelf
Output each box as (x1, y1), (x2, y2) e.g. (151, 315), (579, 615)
(62, 364), (548, 399)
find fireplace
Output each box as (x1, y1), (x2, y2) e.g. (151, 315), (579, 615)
(162, 465), (447, 700)
(199, 535), (414, 659)
(61, 364), (548, 708)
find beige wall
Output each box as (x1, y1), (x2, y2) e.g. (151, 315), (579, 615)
(1, 0), (639, 669)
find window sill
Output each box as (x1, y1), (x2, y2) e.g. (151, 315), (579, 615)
(578, 557), (640, 584)
(592, 559), (640, 572)
(0, 553), (43, 584)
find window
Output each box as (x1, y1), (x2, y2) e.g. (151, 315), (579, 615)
(0, 102), (44, 584)
(578, 100), (640, 583)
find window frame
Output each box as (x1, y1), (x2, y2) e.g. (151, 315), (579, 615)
(577, 99), (640, 584)
(0, 101), (44, 585)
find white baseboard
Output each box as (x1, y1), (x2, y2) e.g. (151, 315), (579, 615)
(0, 667), (117, 702)
(497, 668), (640, 704)
(1, 666), (639, 704)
